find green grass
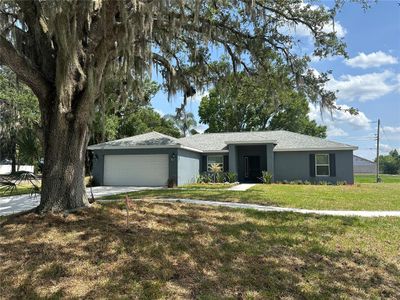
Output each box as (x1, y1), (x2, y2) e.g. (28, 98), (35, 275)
(0, 183), (39, 197)
(0, 202), (399, 298)
(105, 183), (400, 211)
(355, 174), (400, 183)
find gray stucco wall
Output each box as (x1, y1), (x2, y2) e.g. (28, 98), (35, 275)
(91, 148), (179, 186)
(274, 150), (354, 184)
(177, 149), (201, 185)
(353, 156), (377, 174)
(266, 144), (275, 180)
(228, 145), (238, 174)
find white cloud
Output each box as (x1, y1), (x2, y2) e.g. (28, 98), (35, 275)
(280, 3), (347, 44)
(309, 104), (371, 130)
(193, 123), (208, 134)
(292, 18), (346, 39)
(381, 126), (400, 141)
(345, 51), (398, 69)
(383, 126), (400, 134)
(188, 90), (209, 103)
(380, 143), (395, 153)
(326, 71), (398, 102)
(331, 105), (371, 129)
(154, 109), (164, 116)
(310, 55), (339, 63)
(309, 104), (371, 140)
(323, 21), (347, 38)
(396, 74), (400, 93)
(326, 126), (348, 137)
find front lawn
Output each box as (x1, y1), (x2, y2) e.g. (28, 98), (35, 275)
(0, 202), (399, 299)
(355, 174), (400, 183)
(179, 183), (236, 189)
(0, 182), (40, 197)
(105, 183), (400, 211)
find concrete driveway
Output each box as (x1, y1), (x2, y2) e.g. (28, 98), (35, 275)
(0, 186), (160, 216)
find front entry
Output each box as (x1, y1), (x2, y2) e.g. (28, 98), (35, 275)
(243, 156), (261, 182)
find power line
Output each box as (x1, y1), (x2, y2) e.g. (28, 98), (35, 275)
(376, 119), (380, 183)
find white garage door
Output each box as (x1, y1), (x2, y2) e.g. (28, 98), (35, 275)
(103, 154), (169, 186)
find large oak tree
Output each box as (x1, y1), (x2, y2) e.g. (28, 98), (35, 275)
(0, 0), (356, 212)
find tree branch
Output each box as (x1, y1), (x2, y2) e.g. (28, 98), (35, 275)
(0, 35), (50, 101)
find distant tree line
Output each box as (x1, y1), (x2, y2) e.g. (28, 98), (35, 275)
(379, 150), (400, 174)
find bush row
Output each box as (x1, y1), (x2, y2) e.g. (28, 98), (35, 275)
(275, 180), (348, 185)
(196, 172), (238, 184)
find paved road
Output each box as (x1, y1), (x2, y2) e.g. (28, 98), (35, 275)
(0, 186), (159, 216)
(146, 198), (400, 218)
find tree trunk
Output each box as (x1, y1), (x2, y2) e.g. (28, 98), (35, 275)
(37, 96), (90, 213)
(11, 144), (16, 174)
(10, 132), (16, 174)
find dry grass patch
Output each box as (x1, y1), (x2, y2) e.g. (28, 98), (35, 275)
(0, 201), (399, 299)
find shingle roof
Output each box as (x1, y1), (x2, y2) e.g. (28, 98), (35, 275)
(179, 130), (357, 152)
(87, 131), (182, 150)
(88, 130), (357, 152)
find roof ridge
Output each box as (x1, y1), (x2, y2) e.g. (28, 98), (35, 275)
(180, 129), (353, 146)
(179, 129), (287, 140)
(88, 131), (182, 148)
(354, 154), (375, 163)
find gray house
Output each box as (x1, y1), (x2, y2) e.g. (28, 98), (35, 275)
(88, 130), (358, 186)
(353, 155), (377, 174)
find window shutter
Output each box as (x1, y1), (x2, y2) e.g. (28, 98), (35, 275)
(201, 156), (207, 172)
(310, 154), (315, 177)
(223, 155), (229, 172)
(329, 153), (336, 177)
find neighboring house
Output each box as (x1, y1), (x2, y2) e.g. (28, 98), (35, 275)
(353, 155), (377, 174)
(88, 130), (358, 186)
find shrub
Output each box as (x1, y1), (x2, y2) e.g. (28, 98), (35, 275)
(259, 171), (273, 184)
(196, 173), (212, 183)
(282, 180), (289, 184)
(288, 180), (303, 185)
(209, 163), (223, 182)
(167, 178), (176, 188)
(303, 180), (311, 185)
(225, 172), (238, 183)
(215, 172), (225, 183)
(336, 181), (347, 185)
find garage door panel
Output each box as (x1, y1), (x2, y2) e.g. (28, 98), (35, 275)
(104, 154), (169, 186)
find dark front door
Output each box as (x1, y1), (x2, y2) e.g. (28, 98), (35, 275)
(244, 156), (261, 182)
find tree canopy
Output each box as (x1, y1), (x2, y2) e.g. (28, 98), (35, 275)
(164, 111), (198, 137)
(0, 0), (361, 212)
(199, 71), (327, 137)
(0, 67), (41, 170)
(379, 150), (400, 175)
(90, 77), (181, 143)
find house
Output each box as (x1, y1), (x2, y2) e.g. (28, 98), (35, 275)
(88, 130), (358, 186)
(353, 155), (377, 174)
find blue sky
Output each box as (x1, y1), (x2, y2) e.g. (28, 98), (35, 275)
(151, 1), (400, 160)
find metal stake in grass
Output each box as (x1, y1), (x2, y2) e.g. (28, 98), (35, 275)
(125, 195), (131, 229)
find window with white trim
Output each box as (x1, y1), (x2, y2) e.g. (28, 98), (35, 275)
(315, 154), (330, 176)
(207, 155), (223, 172)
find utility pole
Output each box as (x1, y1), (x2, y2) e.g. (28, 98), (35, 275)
(376, 118), (380, 183)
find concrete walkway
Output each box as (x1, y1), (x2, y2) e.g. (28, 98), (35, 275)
(227, 183), (256, 191)
(147, 198), (400, 218)
(3, 188), (400, 218)
(0, 186), (160, 216)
